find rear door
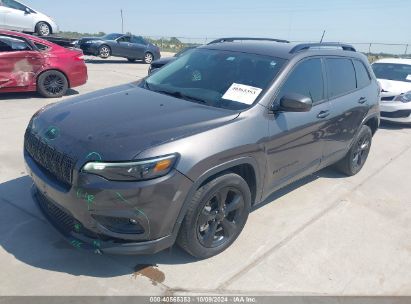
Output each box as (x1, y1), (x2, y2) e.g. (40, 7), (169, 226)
(322, 57), (371, 165)
(128, 36), (147, 59)
(265, 57), (331, 192)
(0, 34), (43, 89)
(2, 0), (33, 31)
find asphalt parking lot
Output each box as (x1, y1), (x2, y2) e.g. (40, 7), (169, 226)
(0, 55), (411, 296)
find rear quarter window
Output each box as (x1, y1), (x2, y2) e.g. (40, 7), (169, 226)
(34, 42), (50, 51)
(326, 58), (357, 98)
(353, 60), (371, 89)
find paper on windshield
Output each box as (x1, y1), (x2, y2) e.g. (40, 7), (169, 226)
(406, 75), (411, 81)
(222, 83), (263, 105)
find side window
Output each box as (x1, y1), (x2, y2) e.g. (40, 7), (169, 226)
(34, 42), (50, 51)
(278, 58), (324, 103)
(3, 0), (26, 11)
(326, 58), (357, 98)
(353, 60), (371, 89)
(131, 36), (146, 45)
(117, 36), (131, 43)
(0, 35), (31, 52)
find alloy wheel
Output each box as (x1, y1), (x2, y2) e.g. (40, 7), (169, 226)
(352, 133), (371, 170)
(196, 187), (245, 248)
(39, 23), (50, 36)
(43, 74), (65, 95)
(100, 47), (110, 58)
(144, 53), (153, 64)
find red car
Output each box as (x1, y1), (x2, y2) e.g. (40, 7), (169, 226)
(0, 30), (87, 98)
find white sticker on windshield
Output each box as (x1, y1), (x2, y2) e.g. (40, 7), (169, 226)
(222, 83), (263, 105)
(406, 74), (411, 81)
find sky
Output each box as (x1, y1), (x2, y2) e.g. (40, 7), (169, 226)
(22, 0), (411, 52)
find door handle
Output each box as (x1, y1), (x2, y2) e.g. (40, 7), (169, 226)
(358, 97), (367, 104)
(317, 110), (330, 119)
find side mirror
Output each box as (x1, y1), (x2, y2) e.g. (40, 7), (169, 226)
(276, 93), (313, 112)
(24, 7), (31, 14)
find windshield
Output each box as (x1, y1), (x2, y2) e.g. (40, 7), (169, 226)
(102, 33), (123, 40)
(372, 63), (411, 83)
(144, 48), (285, 110)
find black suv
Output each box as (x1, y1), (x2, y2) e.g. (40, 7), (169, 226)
(24, 38), (380, 258)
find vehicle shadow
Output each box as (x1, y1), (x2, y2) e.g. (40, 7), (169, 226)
(379, 120), (411, 130)
(0, 168), (342, 278)
(85, 58), (147, 65)
(0, 176), (196, 278)
(0, 89), (79, 101)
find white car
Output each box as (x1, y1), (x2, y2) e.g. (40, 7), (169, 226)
(0, 0), (59, 36)
(372, 58), (411, 124)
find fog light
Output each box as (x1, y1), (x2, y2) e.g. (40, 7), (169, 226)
(92, 215), (145, 234)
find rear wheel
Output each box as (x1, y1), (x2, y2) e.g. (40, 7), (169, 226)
(335, 125), (372, 176)
(144, 52), (154, 64)
(98, 45), (111, 59)
(37, 70), (68, 98)
(35, 22), (51, 36)
(177, 173), (251, 259)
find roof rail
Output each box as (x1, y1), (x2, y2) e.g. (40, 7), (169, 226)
(289, 43), (356, 53)
(208, 37), (290, 44)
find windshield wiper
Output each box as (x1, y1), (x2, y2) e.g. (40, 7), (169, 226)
(154, 89), (208, 105)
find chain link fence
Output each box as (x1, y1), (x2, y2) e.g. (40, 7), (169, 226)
(145, 36), (410, 60)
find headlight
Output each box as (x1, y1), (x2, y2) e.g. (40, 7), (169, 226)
(394, 91), (411, 103)
(82, 154), (178, 181)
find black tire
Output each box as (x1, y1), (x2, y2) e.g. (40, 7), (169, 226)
(127, 58), (136, 63)
(98, 45), (111, 59)
(335, 125), (373, 176)
(177, 173), (251, 259)
(37, 70), (68, 98)
(35, 22), (51, 36)
(144, 52), (154, 64)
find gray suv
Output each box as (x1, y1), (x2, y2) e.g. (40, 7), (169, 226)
(24, 38), (380, 258)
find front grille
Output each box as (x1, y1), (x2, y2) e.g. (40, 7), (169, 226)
(381, 110), (411, 119)
(25, 130), (75, 186)
(36, 191), (74, 235)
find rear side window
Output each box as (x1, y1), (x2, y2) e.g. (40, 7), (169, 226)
(278, 58), (324, 103)
(34, 42), (50, 51)
(131, 36), (146, 45)
(326, 58), (356, 98)
(0, 35), (31, 52)
(353, 60), (371, 88)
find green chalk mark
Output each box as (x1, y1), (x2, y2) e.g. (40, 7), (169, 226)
(93, 240), (101, 249)
(70, 240), (82, 249)
(86, 152), (103, 161)
(114, 192), (151, 238)
(74, 223), (81, 232)
(76, 188), (95, 210)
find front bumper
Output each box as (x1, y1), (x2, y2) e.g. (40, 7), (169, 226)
(25, 150), (193, 254)
(380, 100), (411, 123)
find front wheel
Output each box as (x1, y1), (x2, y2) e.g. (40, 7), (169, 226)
(177, 173), (251, 259)
(35, 22), (51, 36)
(144, 52), (154, 64)
(335, 125), (372, 176)
(37, 70), (68, 98)
(98, 45), (111, 59)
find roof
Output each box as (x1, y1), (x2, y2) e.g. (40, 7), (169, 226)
(373, 58), (411, 65)
(201, 40), (360, 60)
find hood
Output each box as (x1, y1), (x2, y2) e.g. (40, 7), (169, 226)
(79, 37), (104, 43)
(378, 79), (411, 96)
(151, 57), (175, 67)
(30, 83), (239, 164)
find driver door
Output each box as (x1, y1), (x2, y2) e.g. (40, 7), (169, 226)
(114, 35), (132, 57)
(264, 57), (331, 193)
(2, 0), (33, 31)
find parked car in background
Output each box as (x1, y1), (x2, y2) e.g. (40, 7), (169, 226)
(75, 33), (161, 63)
(0, 30), (87, 97)
(149, 46), (196, 74)
(372, 58), (411, 124)
(0, 0), (59, 36)
(24, 38), (379, 258)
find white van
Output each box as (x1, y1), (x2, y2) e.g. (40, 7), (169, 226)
(0, 0), (59, 36)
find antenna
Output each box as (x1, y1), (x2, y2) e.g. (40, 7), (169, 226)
(320, 30), (326, 43)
